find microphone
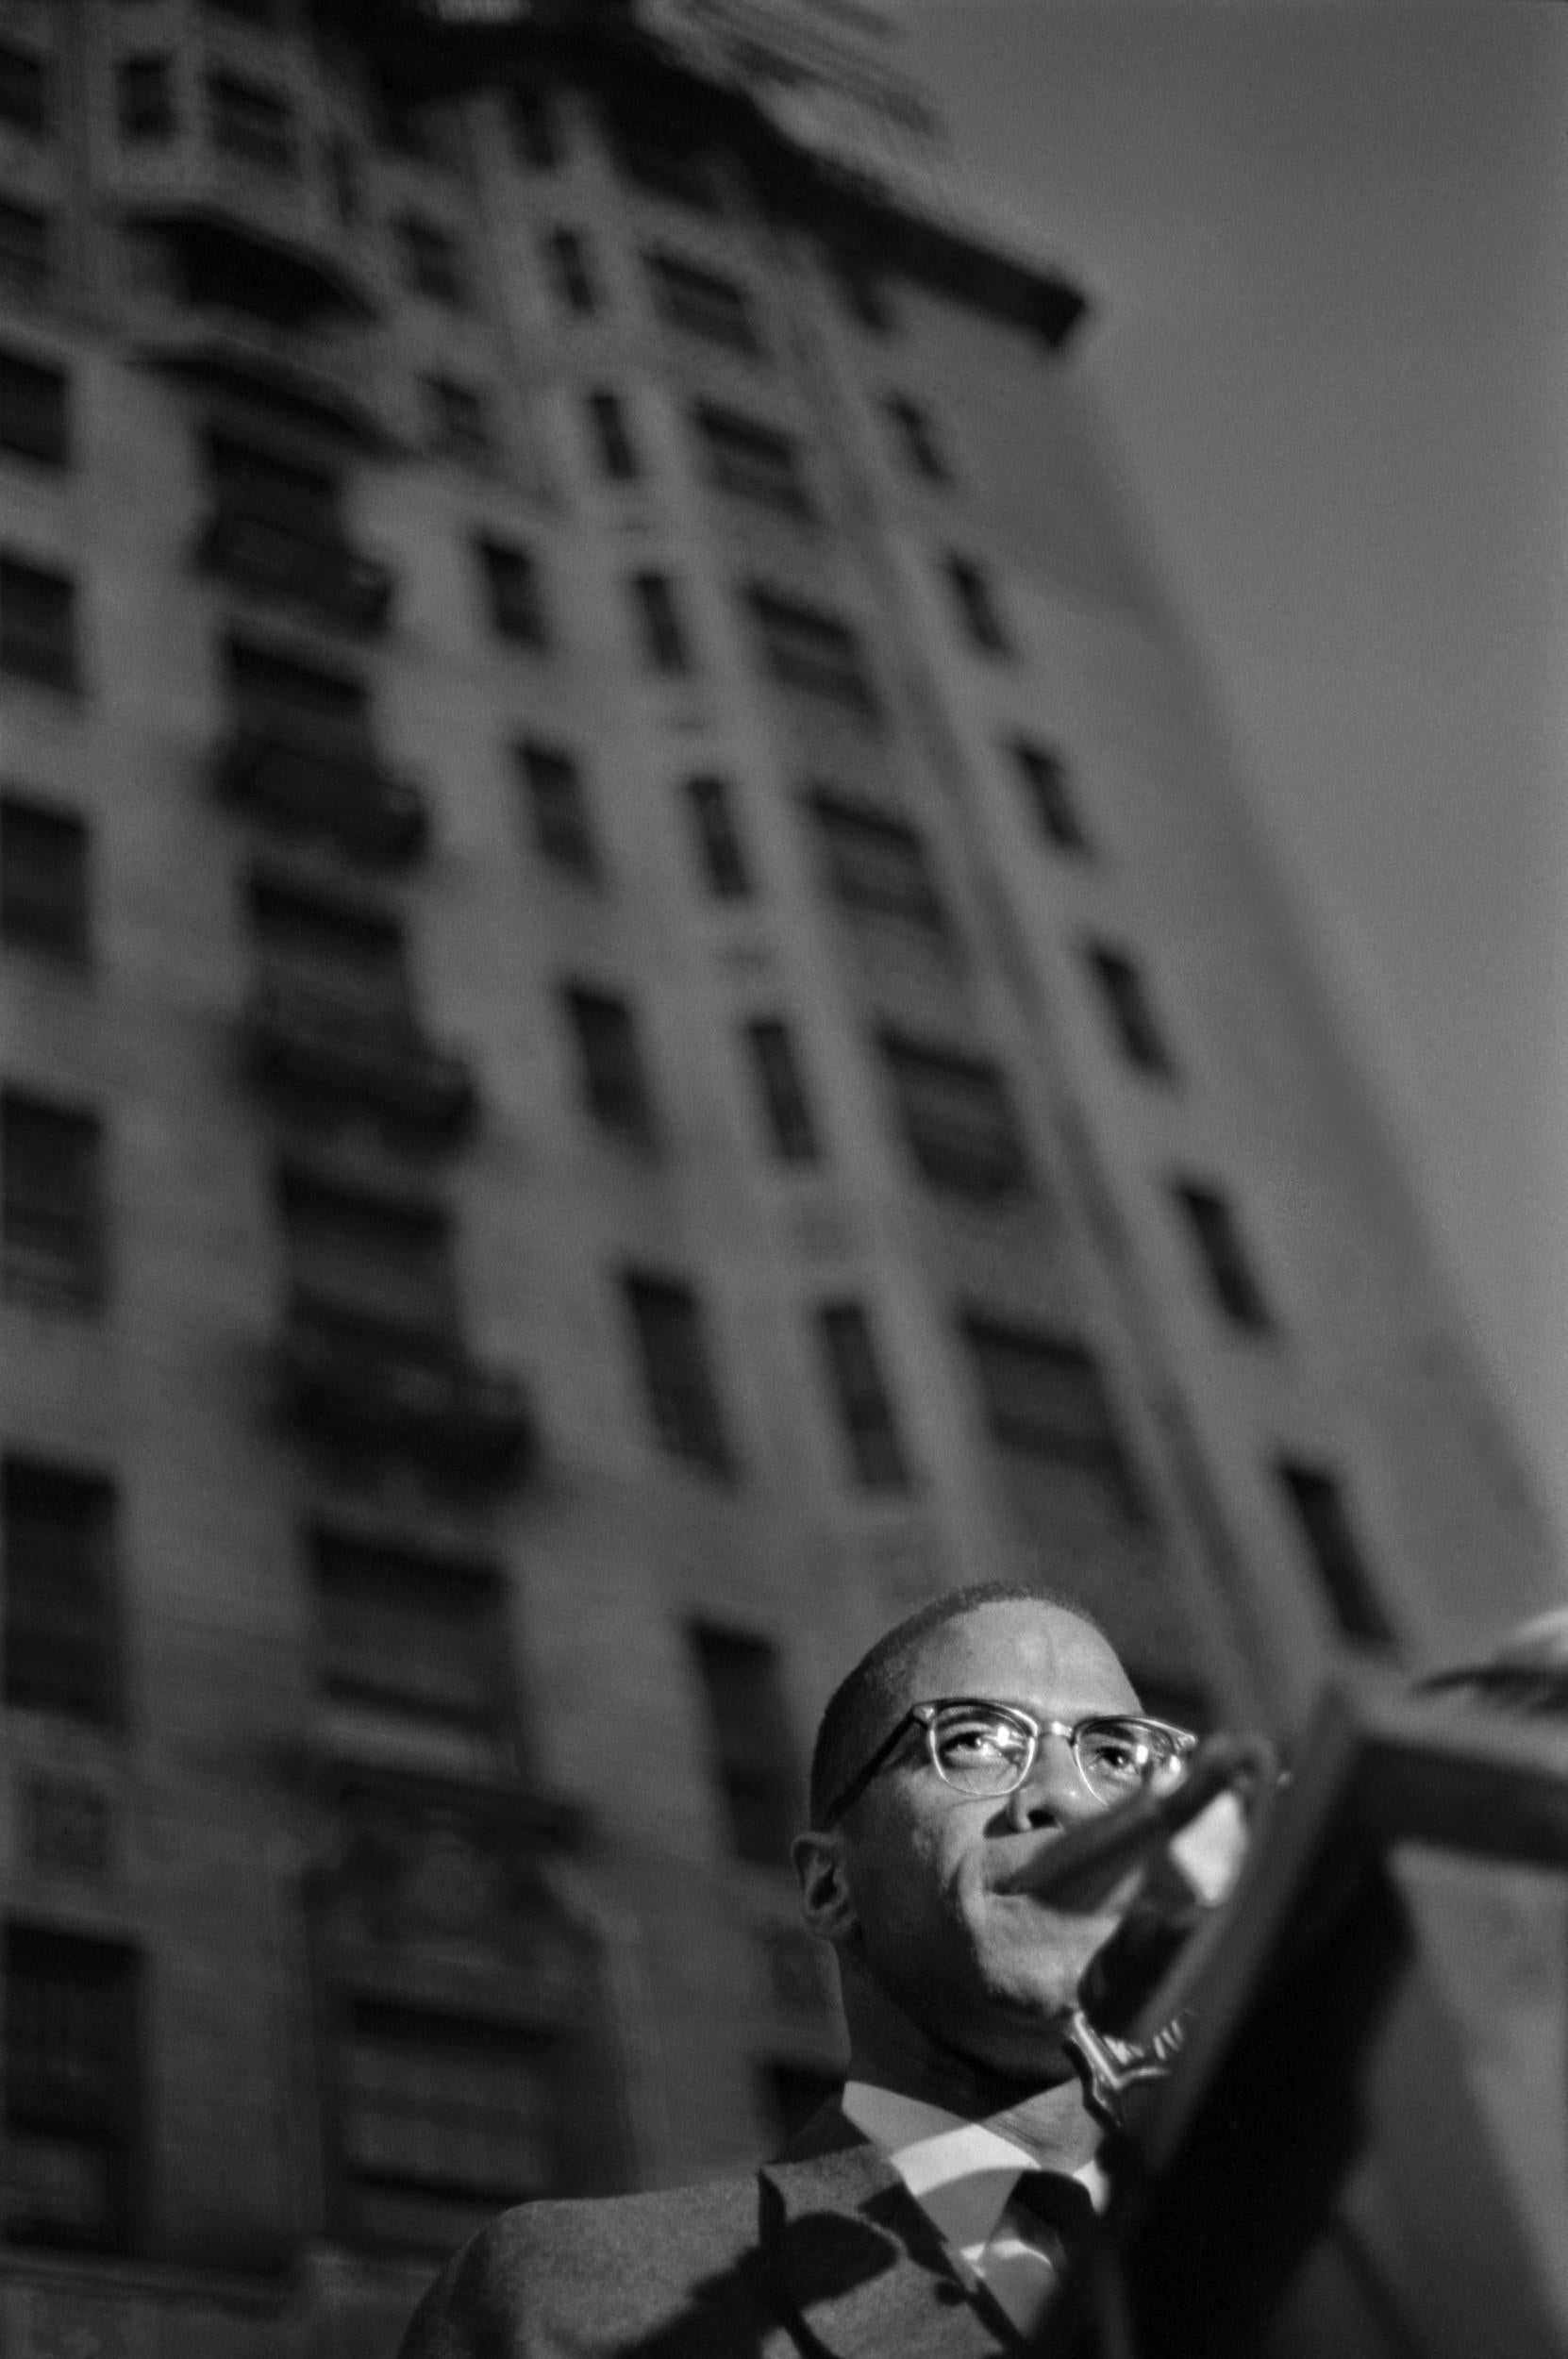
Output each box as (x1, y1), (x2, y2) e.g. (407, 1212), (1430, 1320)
(999, 1732), (1269, 1913)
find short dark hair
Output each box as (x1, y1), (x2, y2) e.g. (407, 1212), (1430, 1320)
(807, 1581), (1112, 1830)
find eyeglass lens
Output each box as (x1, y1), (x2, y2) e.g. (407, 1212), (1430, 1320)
(928, 1706), (1186, 1805)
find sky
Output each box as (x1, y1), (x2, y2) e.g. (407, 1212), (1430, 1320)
(887, 0), (1568, 1558)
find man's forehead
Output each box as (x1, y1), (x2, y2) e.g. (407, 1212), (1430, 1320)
(894, 1598), (1136, 1713)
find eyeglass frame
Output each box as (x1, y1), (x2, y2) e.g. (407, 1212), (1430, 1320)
(819, 1696), (1199, 1828)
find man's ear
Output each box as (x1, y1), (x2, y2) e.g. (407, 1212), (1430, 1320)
(792, 1827), (858, 1945)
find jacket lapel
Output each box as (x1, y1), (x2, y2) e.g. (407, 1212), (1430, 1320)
(756, 2107), (1021, 2359)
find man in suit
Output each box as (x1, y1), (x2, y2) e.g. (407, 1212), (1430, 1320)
(398, 1580), (1197, 2358)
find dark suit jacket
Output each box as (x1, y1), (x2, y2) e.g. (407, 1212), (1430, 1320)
(396, 2101), (1039, 2359)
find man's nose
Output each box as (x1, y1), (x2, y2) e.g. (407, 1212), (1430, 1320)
(1000, 1732), (1099, 1832)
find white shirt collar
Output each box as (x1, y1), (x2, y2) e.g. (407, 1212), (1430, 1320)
(841, 2080), (1107, 2263)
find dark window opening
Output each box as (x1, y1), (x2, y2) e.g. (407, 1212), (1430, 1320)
(688, 1624), (798, 1865)
(1011, 740), (1086, 850)
(562, 987), (654, 1141)
(883, 394), (947, 483)
(606, 103), (717, 211)
(743, 1020), (819, 1164)
(1172, 1180), (1272, 1331)
(0, 200), (51, 303)
(424, 376), (493, 465)
(311, 1528), (512, 1758)
(749, 592), (876, 711)
(808, 792), (943, 927)
(476, 538), (547, 647)
(116, 54), (174, 142)
(627, 570), (692, 675)
(945, 554), (1009, 656)
(279, 1167), (455, 1344)
(248, 872), (409, 1020)
(1084, 944), (1174, 1076)
(542, 226), (597, 315)
(2, 1459), (119, 1724)
(686, 774), (751, 898)
(880, 1033), (1028, 1197)
(0, 346), (67, 465)
(4, 1927), (139, 2254)
(1, 1090), (102, 1309)
(622, 1271), (732, 1472)
(516, 741), (598, 877)
(398, 215), (465, 306)
(372, 71), (448, 165)
(0, 554), (76, 691)
(208, 72), (296, 173)
(1276, 1460), (1394, 1648)
(647, 251), (758, 353)
(1, 796), (88, 961)
(586, 389), (639, 482)
(817, 1301), (909, 1489)
(509, 85), (559, 170)
(226, 639), (370, 746)
(207, 430), (339, 535)
(962, 1316), (1141, 1514)
(695, 406), (810, 516)
(340, 2000), (558, 2253)
(0, 42), (50, 139)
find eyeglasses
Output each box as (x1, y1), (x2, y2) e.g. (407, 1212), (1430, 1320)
(821, 1698), (1198, 1826)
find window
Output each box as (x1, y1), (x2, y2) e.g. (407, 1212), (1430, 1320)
(280, 1168), (455, 1342)
(834, 255), (892, 332)
(1084, 944), (1173, 1076)
(542, 225), (597, 315)
(606, 102), (717, 210)
(880, 1033), (1028, 1196)
(207, 430), (338, 534)
(647, 251), (759, 354)
(515, 741), (597, 877)
(622, 1271), (732, 1471)
(423, 375), (493, 465)
(585, 388), (639, 482)
(0, 42), (49, 139)
(962, 1316), (1140, 1512)
(340, 2001), (557, 2253)
(2, 1459), (119, 1723)
(311, 1528), (511, 1763)
(4, 1927), (139, 2254)
(749, 591), (876, 711)
(0, 199), (51, 303)
(883, 394), (948, 483)
(0, 554), (76, 690)
(1172, 1181), (1272, 1330)
(685, 774), (751, 899)
(397, 215), (465, 306)
(1, 796), (88, 960)
(249, 873), (408, 1019)
(476, 538), (546, 647)
(627, 570), (692, 675)
(742, 1020), (818, 1164)
(1276, 1459), (1394, 1647)
(1011, 740), (1087, 852)
(945, 555), (1009, 655)
(688, 1624), (797, 1865)
(562, 987), (654, 1140)
(208, 72), (296, 173)
(694, 406), (811, 516)
(808, 792), (943, 927)
(0, 346), (67, 465)
(509, 85), (559, 170)
(116, 54), (174, 142)
(817, 1302), (909, 1489)
(1, 1091), (102, 1307)
(371, 70), (446, 164)
(226, 639), (369, 745)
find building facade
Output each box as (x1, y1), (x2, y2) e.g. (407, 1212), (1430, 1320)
(0, 0), (1557, 2350)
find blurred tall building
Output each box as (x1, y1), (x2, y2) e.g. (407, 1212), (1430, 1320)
(0, 0), (1556, 2349)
